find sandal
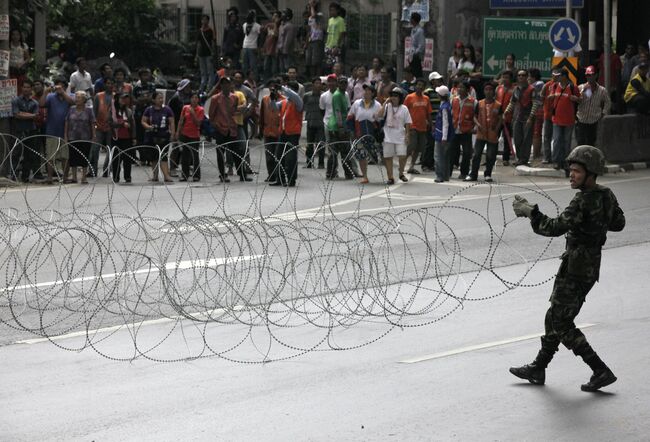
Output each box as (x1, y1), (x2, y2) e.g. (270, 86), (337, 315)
(399, 174), (409, 182)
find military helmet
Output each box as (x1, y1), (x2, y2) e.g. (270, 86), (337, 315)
(566, 145), (606, 175)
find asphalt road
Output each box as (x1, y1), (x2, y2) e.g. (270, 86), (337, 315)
(1, 143), (649, 441)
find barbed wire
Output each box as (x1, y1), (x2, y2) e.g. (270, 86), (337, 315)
(0, 134), (561, 363)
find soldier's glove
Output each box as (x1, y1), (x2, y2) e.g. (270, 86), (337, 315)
(512, 195), (537, 218)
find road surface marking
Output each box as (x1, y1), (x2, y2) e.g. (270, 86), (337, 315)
(1, 254), (265, 293)
(14, 305), (246, 345)
(398, 323), (597, 364)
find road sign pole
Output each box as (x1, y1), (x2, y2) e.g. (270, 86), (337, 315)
(604, 0), (611, 93)
(566, 0), (571, 17)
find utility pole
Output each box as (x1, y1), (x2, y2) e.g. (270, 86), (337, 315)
(0, 0), (10, 178)
(604, 0), (611, 94)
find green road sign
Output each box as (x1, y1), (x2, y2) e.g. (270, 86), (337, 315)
(483, 17), (556, 79)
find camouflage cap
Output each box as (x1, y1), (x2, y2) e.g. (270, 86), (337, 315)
(567, 145), (606, 175)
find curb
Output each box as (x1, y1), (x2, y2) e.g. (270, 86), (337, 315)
(612, 161), (650, 172)
(515, 162), (650, 177)
(514, 166), (564, 177)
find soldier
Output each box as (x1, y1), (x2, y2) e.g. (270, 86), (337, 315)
(509, 145), (625, 392)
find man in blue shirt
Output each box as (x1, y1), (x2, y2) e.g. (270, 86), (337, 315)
(93, 63), (113, 93)
(42, 78), (74, 183)
(11, 79), (40, 182)
(408, 12), (425, 78)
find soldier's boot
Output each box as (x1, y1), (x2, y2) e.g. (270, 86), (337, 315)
(509, 350), (552, 385)
(574, 343), (617, 392)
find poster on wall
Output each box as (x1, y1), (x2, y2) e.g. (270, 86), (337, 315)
(405, 37), (434, 72)
(0, 79), (18, 118)
(401, 0), (430, 23)
(423, 38), (434, 71)
(0, 15), (9, 41)
(0, 50), (9, 77)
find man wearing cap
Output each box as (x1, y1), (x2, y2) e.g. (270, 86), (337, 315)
(509, 145), (625, 393)
(576, 66), (610, 146)
(421, 72), (444, 172)
(432, 85), (453, 182)
(549, 69), (581, 172)
(623, 61), (650, 115)
(404, 78), (432, 175)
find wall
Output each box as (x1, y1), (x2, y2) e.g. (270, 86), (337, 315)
(597, 114), (650, 163)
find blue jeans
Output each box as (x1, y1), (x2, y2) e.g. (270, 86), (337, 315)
(552, 124), (573, 167)
(434, 140), (450, 181)
(198, 56), (215, 93)
(242, 49), (257, 76)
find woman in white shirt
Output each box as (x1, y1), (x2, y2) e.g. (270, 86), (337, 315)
(348, 84), (381, 184)
(375, 87), (412, 185)
(242, 10), (261, 77)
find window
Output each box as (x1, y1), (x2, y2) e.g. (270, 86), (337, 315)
(186, 8), (204, 42)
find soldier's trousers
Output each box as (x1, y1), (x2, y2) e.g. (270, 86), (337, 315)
(536, 276), (599, 367)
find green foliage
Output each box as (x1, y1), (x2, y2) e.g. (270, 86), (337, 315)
(47, 0), (160, 59)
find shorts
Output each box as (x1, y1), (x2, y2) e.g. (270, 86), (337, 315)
(45, 137), (69, 162)
(383, 142), (407, 158)
(353, 136), (376, 161)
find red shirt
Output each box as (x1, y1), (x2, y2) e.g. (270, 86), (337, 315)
(597, 53), (622, 89)
(209, 92), (238, 137)
(180, 104), (205, 139)
(551, 82), (580, 127)
(403, 93), (432, 132)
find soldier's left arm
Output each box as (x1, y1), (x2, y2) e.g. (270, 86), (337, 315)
(530, 194), (583, 237)
(608, 192), (626, 232)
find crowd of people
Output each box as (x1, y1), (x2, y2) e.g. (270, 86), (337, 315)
(7, 8), (650, 186)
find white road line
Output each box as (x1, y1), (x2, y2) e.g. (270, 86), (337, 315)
(398, 323), (597, 364)
(14, 305), (247, 345)
(1, 254), (265, 293)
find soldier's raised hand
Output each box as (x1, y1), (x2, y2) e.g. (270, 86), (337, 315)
(512, 195), (536, 218)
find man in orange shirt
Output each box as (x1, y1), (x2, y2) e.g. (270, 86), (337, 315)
(259, 77), (283, 182)
(467, 82), (501, 182)
(403, 78), (432, 174)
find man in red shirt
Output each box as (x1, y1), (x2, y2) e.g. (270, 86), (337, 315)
(175, 91), (205, 181)
(496, 70), (514, 165)
(450, 81), (477, 180)
(541, 69), (560, 164)
(550, 69), (581, 173)
(403, 78), (432, 174)
(209, 77), (252, 182)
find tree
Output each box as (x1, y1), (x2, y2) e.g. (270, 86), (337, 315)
(46, 0), (159, 60)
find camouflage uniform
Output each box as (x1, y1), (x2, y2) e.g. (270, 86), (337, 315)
(530, 184), (625, 367)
